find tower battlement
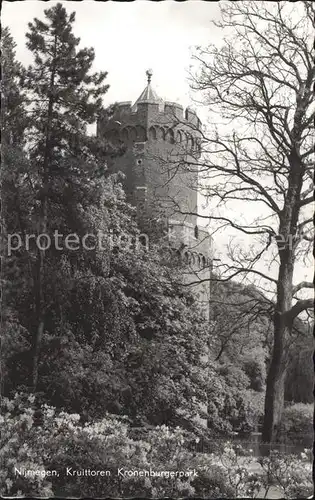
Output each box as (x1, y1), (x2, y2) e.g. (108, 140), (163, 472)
(98, 98), (202, 156)
(164, 101), (184, 120)
(105, 99), (201, 132)
(168, 220), (212, 262)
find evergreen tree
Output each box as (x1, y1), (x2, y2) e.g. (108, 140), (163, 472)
(1, 28), (32, 394)
(1, 27), (27, 147)
(20, 3), (110, 391)
(1, 27), (29, 238)
(1, 27), (25, 237)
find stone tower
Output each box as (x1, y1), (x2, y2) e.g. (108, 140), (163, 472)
(97, 71), (212, 317)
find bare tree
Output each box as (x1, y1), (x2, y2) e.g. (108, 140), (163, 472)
(186, 1), (314, 442)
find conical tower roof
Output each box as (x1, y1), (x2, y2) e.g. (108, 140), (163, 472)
(132, 69), (163, 111)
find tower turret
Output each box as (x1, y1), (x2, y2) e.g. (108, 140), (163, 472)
(97, 71), (212, 315)
(98, 71), (202, 224)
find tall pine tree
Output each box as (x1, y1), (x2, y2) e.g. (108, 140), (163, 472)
(1, 28), (31, 394)
(1, 26), (28, 236)
(1, 27), (27, 147)
(22, 3), (110, 391)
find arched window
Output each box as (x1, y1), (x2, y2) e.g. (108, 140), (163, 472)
(156, 127), (164, 141)
(175, 249), (181, 261)
(189, 253), (196, 266)
(149, 126), (157, 140)
(194, 225), (199, 239)
(176, 130), (182, 143)
(129, 127), (137, 143)
(139, 234), (149, 250)
(166, 129), (175, 144)
(182, 250), (189, 264)
(136, 126), (146, 142)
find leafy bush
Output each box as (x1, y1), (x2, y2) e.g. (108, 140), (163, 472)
(0, 394), (54, 497)
(3, 239), (210, 427)
(241, 348), (267, 392)
(239, 390), (265, 432)
(285, 332), (314, 404)
(1, 396), (312, 498)
(0, 396), (227, 498)
(279, 403), (313, 444)
(217, 363), (251, 391)
(258, 450), (313, 498)
(207, 370), (264, 434)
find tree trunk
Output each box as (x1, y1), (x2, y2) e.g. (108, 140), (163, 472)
(31, 34), (57, 393)
(262, 145), (303, 443)
(32, 246), (46, 392)
(32, 317), (44, 391)
(262, 324), (288, 443)
(262, 239), (294, 443)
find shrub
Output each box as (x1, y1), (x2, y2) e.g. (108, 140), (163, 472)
(280, 403), (313, 444)
(0, 394), (54, 497)
(1, 395), (313, 498)
(241, 349), (267, 392)
(217, 363), (251, 391)
(207, 374), (264, 434)
(238, 390), (265, 433)
(0, 396), (229, 498)
(258, 450), (313, 499)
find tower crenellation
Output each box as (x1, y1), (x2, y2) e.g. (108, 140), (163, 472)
(99, 99), (202, 146)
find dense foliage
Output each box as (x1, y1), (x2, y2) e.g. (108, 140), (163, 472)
(279, 403), (314, 445)
(284, 323), (314, 404)
(1, 4), (209, 429)
(1, 4), (313, 498)
(1, 396), (312, 498)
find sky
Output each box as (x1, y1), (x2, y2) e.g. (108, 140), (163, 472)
(3, 0), (222, 117)
(3, 0), (313, 289)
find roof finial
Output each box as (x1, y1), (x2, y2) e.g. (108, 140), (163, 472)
(146, 68), (153, 84)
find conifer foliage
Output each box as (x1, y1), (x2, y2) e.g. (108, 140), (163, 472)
(23, 4), (111, 391)
(1, 27), (27, 148)
(23, 3), (109, 178)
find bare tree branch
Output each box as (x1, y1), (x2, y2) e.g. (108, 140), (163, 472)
(285, 298), (314, 321)
(292, 281), (314, 295)
(189, 0), (314, 443)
